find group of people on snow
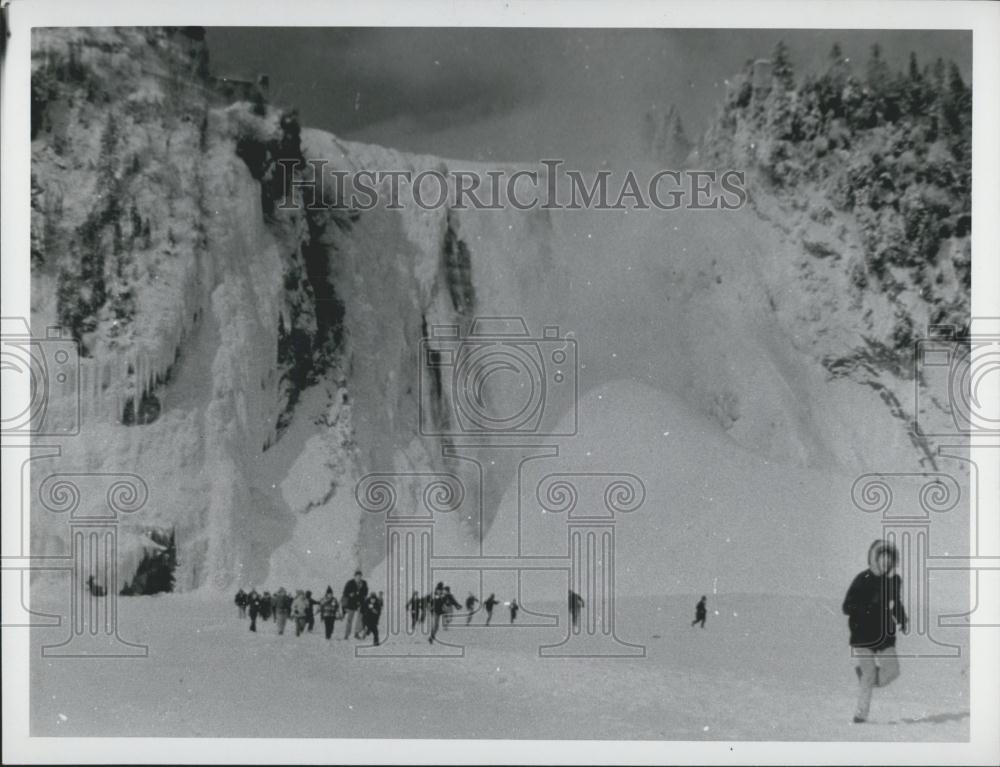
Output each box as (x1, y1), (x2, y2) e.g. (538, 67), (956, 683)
(235, 573), (534, 646)
(233, 539), (907, 724)
(234, 569), (384, 643)
(406, 583), (521, 643)
(236, 575), (700, 642)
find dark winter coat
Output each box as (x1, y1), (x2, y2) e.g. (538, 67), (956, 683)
(341, 578), (369, 611)
(842, 540), (908, 650)
(432, 589), (461, 615)
(319, 594), (339, 618)
(362, 594), (382, 629)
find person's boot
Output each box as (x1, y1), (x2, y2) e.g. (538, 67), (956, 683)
(852, 715), (866, 723)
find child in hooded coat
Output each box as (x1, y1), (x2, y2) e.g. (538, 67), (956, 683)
(319, 587), (339, 640)
(842, 539), (908, 723)
(362, 592), (383, 646)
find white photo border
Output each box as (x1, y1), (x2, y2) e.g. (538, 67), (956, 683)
(2, 0), (997, 764)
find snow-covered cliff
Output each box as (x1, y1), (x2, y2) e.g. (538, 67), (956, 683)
(28, 28), (969, 597)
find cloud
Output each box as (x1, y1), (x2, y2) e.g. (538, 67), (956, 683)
(207, 28), (971, 163)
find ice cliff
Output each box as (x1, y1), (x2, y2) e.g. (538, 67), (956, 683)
(27, 28), (969, 595)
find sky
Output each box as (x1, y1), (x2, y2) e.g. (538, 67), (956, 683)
(207, 28), (972, 164)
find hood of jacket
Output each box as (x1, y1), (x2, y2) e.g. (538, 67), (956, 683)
(867, 539), (899, 573)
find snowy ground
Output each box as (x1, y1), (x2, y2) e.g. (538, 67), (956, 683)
(30, 592), (968, 740)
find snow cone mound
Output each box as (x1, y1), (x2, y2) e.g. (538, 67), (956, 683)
(483, 379), (969, 606)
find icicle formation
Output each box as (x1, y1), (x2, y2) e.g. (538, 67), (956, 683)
(68, 339), (171, 427)
(67, 255), (210, 428)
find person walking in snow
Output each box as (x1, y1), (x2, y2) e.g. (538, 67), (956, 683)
(568, 589), (585, 630)
(407, 590), (422, 631)
(362, 592), (383, 646)
(509, 599), (519, 624)
(247, 588), (261, 632)
(842, 539), (908, 724)
(421, 593), (432, 625)
(483, 593), (499, 625)
(291, 590), (309, 637)
(442, 586), (461, 630)
(273, 587), (291, 635)
(235, 588), (248, 619)
(428, 582), (448, 644)
(341, 570), (369, 639)
(318, 586), (339, 640)
(358, 591), (384, 639)
(691, 596), (707, 628)
(86, 574), (107, 596)
(464, 593), (479, 624)
(260, 591), (273, 622)
(304, 589), (318, 632)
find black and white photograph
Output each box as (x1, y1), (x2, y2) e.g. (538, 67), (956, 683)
(1, 0), (998, 763)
